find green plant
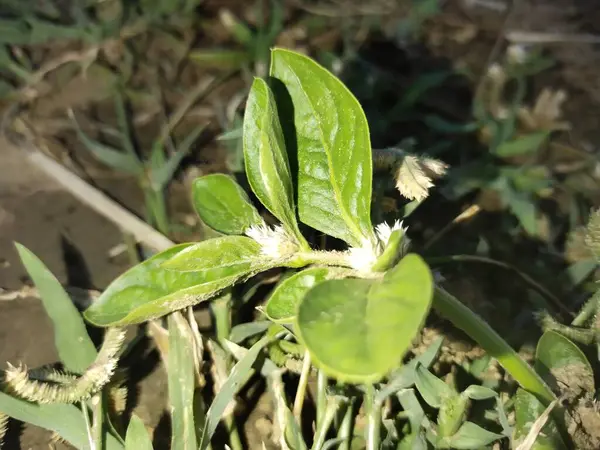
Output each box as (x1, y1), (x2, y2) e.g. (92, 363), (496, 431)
(70, 88), (205, 235)
(3, 48), (565, 449)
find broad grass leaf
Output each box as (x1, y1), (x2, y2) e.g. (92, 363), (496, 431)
(514, 389), (566, 449)
(84, 243), (256, 326)
(168, 313), (198, 450)
(535, 330), (594, 394)
(243, 77), (304, 245)
(445, 422), (503, 449)
(189, 49), (251, 69)
(270, 48), (375, 248)
(192, 174), (263, 235)
(199, 336), (272, 450)
(229, 321), (271, 343)
(265, 267), (342, 323)
(125, 415), (153, 450)
(414, 364), (454, 408)
(15, 243), (96, 374)
(0, 392), (124, 450)
(296, 254), (433, 383)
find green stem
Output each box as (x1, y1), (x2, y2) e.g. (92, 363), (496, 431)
(81, 401), (95, 450)
(433, 287), (555, 404)
(225, 416), (243, 450)
(293, 350), (312, 427)
(312, 397), (343, 450)
(143, 186), (169, 235)
(211, 294), (232, 342)
(365, 385), (380, 450)
(316, 370), (327, 427)
(91, 394), (103, 450)
(572, 290), (600, 327)
(337, 399), (354, 450)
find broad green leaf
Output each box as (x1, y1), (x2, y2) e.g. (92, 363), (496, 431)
(444, 422), (503, 449)
(414, 363), (454, 408)
(125, 415), (153, 450)
(192, 174), (263, 235)
(243, 77), (305, 246)
(161, 236), (266, 273)
(494, 131), (549, 157)
(438, 393), (469, 438)
(265, 267), (342, 323)
(535, 330), (594, 393)
(296, 254), (433, 383)
(71, 113), (142, 176)
(199, 336), (272, 450)
(0, 392), (123, 450)
(168, 313), (198, 450)
(270, 48), (375, 248)
(514, 389), (566, 449)
(84, 244), (248, 326)
(463, 385), (497, 400)
(229, 320), (271, 343)
(151, 125), (206, 190)
(15, 243), (96, 373)
(432, 287), (555, 404)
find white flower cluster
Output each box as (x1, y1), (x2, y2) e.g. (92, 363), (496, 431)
(347, 220), (408, 272)
(245, 224), (298, 258)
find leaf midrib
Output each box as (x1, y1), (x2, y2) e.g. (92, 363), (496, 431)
(282, 58), (365, 246)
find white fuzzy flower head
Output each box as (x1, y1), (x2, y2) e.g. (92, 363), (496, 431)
(347, 238), (380, 272)
(375, 220), (407, 247)
(245, 224), (298, 259)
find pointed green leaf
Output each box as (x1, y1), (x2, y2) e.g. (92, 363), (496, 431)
(151, 125), (206, 190)
(535, 330), (594, 393)
(372, 228), (406, 272)
(15, 243), (96, 374)
(514, 389), (567, 449)
(189, 49), (251, 69)
(463, 385), (497, 400)
(296, 254), (433, 383)
(414, 363), (454, 408)
(192, 174), (263, 235)
(168, 313), (198, 450)
(161, 236), (268, 273)
(0, 392), (124, 450)
(265, 267), (344, 323)
(494, 131), (549, 157)
(199, 336), (272, 450)
(84, 244), (249, 326)
(243, 77), (305, 246)
(438, 393), (469, 438)
(71, 114), (142, 175)
(445, 422), (503, 449)
(125, 415), (153, 450)
(270, 48), (375, 248)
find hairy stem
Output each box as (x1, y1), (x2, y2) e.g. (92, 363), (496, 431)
(293, 350), (312, 427)
(312, 396), (343, 450)
(365, 385), (381, 450)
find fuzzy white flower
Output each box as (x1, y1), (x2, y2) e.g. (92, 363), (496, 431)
(375, 220), (407, 247)
(346, 238), (380, 272)
(245, 224), (298, 258)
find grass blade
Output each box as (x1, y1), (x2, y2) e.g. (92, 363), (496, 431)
(15, 243), (96, 374)
(199, 336), (272, 450)
(167, 313), (198, 450)
(125, 414), (154, 450)
(0, 392), (124, 450)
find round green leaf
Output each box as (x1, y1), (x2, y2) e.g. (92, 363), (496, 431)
(192, 174), (263, 235)
(295, 254), (433, 383)
(265, 267), (342, 323)
(535, 330), (594, 394)
(514, 388), (567, 450)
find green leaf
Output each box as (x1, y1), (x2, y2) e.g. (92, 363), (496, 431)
(243, 77), (306, 246)
(463, 385), (497, 400)
(414, 363), (454, 408)
(438, 393), (469, 438)
(15, 243), (96, 374)
(229, 320), (271, 343)
(270, 48), (375, 248)
(444, 422), (503, 449)
(151, 125), (206, 190)
(70, 113), (142, 176)
(372, 228), (406, 272)
(432, 287), (555, 404)
(189, 49), (251, 69)
(125, 415), (153, 450)
(84, 244), (247, 326)
(514, 389), (566, 449)
(0, 392), (123, 450)
(192, 174), (263, 235)
(494, 131), (549, 157)
(168, 313), (198, 450)
(199, 336), (272, 450)
(296, 254), (433, 383)
(161, 236), (267, 273)
(265, 267), (342, 323)
(535, 330), (594, 392)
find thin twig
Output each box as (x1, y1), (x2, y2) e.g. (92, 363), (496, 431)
(506, 31), (600, 44)
(423, 204), (481, 250)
